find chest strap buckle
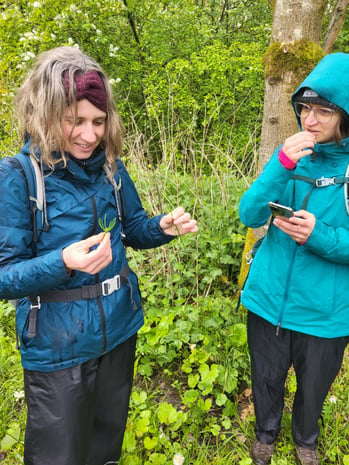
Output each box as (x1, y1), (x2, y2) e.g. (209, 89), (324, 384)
(315, 177), (336, 187)
(102, 275), (121, 296)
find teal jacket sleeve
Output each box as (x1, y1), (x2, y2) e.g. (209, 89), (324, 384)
(0, 158), (69, 300)
(239, 146), (296, 228)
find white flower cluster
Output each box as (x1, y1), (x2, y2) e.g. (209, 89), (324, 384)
(109, 44), (119, 58)
(14, 390), (25, 402)
(19, 30), (41, 43)
(173, 452), (185, 465)
(17, 50), (36, 69)
(109, 78), (122, 86)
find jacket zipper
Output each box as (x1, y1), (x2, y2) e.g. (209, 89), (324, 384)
(91, 197), (107, 353)
(276, 243), (298, 335)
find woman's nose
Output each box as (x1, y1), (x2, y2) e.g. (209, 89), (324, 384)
(81, 124), (97, 142)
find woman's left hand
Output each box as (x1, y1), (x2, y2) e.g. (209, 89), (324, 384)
(273, 209), (315, 244)
(160, 207), (199, 236)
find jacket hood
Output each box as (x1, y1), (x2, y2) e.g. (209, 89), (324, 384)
(292, 52), (349, 126)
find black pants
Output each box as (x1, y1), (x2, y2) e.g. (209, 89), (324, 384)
(23, 334), (137, 465)
(247, 311), (348, 449)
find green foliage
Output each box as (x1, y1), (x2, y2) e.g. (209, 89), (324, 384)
(332, 7), (349, 54)
(0, 0), (271, 171)
(0, 301), (25, 462)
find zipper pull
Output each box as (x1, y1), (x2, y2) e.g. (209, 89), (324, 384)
(276, 323), (280, 336)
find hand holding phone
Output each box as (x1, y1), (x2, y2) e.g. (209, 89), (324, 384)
(268, 201), (294, 218)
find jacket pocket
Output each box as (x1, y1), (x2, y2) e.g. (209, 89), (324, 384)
(127, 269), (142, 311)
(16, 298), (32, 349)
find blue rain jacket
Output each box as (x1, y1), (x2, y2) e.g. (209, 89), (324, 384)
(239, 53), (349, 338)
(0, 142), (173, 371)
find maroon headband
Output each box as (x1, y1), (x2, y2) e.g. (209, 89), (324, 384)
(63, 70), (107, 113)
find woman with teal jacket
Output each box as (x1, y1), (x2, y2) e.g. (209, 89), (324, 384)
(239, 53), (349, 465)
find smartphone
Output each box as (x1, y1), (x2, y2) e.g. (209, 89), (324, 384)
(268, 201), (294, 218)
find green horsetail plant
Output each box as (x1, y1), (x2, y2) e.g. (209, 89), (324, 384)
(98, 214), (116, 237)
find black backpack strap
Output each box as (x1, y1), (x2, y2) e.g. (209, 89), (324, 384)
(292, 173), (349, 211)
(27, 265), (131, 338)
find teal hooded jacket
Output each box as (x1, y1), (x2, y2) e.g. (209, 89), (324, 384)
(239, 53), (349, 338)
(0, 142), (173, 371)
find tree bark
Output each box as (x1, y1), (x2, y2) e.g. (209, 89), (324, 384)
(323, 0), (349, 54)
(258, 0), (327, 173)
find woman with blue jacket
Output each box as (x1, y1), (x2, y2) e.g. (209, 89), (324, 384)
(239, 53), (349, 465)
(0, 46), (198, 465)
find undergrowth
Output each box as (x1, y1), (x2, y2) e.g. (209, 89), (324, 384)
(2, 161), (349, 464)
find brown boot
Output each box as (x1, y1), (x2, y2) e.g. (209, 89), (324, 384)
(295, 445), (320, 465)
(250, 438), (276, 465)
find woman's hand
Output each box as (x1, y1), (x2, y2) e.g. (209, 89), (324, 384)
(282, 131), (316, 163)
(62, 232), (112, 274)
(160, 207), (198, 236)
(273, 210), (315, 244)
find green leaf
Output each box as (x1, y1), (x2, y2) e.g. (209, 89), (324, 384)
(183, 389), (199, 404)
(144, 435), (158, 450)
(157, 402), (179, 424)
(0, 422), (21, 450)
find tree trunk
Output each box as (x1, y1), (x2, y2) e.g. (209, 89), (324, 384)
(258, 0), (327, 173)
(323, 0), (349, 53)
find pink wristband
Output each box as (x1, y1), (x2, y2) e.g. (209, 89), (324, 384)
(278, 149), (297, 170)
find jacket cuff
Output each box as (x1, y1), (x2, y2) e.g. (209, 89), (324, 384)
(278, 149), (297, 170)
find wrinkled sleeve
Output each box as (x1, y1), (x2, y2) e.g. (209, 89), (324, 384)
(304, 219), (349, 264)
(239, 146), (296, 228)
(116, 158), (175, 249)
(0, 158), (68, 300)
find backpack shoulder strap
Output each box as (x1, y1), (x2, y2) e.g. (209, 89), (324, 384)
(292, 171), (349, 213)
(103, 161), (126, 239)
(13, 153), (49, 244)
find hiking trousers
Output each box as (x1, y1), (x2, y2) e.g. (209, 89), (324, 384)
(23, 334), (137, 465)
(247, 311), (348, 449)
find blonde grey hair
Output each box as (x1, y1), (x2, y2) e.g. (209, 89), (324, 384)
(16, 46), (123, 173)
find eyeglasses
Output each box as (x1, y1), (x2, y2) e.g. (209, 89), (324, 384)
(295, 102), (336, 123)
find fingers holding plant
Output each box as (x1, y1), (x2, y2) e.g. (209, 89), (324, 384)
(160, 207), (198, 236)
(62, 232), (112, 275)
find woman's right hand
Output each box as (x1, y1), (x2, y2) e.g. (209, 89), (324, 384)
(62, 232), (112, 274)
(282, 131), (316, 163)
